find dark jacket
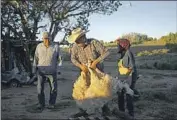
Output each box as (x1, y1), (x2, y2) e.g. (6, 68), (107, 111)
(117, 49), (137, 88)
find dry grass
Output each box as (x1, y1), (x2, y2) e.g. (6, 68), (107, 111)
(136, 54), (177, 70)
(134, 71), (177, 119)
(136, 49), (169, 57)
(2, 46), (177, 119)
(142, 40), (166, 46)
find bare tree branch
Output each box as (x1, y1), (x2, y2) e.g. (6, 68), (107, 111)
(1, 18), (21, 38)
(66, 8), (98, 18)
(37, 25), (47, 29)
(68, 1), (86, 13)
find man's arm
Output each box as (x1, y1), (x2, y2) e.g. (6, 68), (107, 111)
(71, 45), (89, 73)
(128, 50), (136, 72)
(90, 40), (110, 69)
(93, 40), (110, 62)
(56, 45), (62, 65)
(32, 46), (39, 74)
(71, 45), (81, 68)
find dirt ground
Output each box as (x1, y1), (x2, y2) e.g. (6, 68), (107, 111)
(1, 47), (177, 119)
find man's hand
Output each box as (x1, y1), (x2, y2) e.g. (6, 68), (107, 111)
(127, 69), (132, 75)
(90, 60), (99, 69)
(79, 64), (89, 73)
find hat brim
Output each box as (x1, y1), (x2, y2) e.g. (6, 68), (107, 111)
(68, 31), (89, 43)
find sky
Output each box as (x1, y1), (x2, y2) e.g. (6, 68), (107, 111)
(86, 1), (177, 42)
(38, 1), (177, 42)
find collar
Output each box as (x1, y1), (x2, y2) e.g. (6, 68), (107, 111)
(42, 42), (51, 47)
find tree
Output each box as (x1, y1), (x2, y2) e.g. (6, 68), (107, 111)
(159, 32), (177, 44)
(121, 32), (152, 44)
(100, 40), (104, 44)
(153, 38), (157, 41)
(1, 0), (122, 42)
(1, 0), (122, 73)
(1, 0), (46, 41)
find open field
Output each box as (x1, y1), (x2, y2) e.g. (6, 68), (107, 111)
(1, 46), (177, 119)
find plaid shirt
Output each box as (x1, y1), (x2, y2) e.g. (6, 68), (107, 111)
(71, 39), (109, 66)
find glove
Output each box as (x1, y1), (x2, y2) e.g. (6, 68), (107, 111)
(127, 69), (132, 76)
(79, 64), (89, 73)
(90, 59), (99, 69)
(90, 51), (110, 69)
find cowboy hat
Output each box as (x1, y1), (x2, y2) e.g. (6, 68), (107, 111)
(42, 32), (50, 39)
(67, 28), (89, 43)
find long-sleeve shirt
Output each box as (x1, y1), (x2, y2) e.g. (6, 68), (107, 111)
(71, 39), (109, 67)
(117, 49), (137, 84)
(122, 49), (136, 73)
(33, 42), (60, 75)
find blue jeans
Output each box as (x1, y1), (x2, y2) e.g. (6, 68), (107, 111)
(37, 72), (57, 106)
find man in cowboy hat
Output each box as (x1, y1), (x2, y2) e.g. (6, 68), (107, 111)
(68, 27), (110, 73)
(68, 27), (111, 117)
(33, 32), (61, 111)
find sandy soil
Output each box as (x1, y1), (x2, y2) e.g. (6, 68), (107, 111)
(1, 48), (177, 119)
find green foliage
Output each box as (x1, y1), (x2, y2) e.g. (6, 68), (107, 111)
(142, 40), (166, 46)
(102, 32), (177, 49)
(120, 32), (156, 44)
(104, 42), (117, 47)
(154, 63), (173, 70)
(99, 32), (177, 49)
(101, 32), (159, 47)
(136, 54), (177, 70)
(162, 32), (177, 44)
(1, 0), (122, 41)
(166, 44), (177, 52)
(137, 49), (169, 57)
(142, 32), (177, 51)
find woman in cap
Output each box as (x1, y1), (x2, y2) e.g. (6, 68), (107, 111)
(116, 38), (138, 117)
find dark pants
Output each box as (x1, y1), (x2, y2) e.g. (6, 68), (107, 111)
(37, 73), (57, 107)
(118, 89), (134, 116)
(117, 72), (136, 117)
(130, 72), (137, 90)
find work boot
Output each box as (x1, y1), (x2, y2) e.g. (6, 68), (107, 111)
(126, 94), (134, 118)
(47, 104), (55, 109)
(118, 90), (125, 112)
(102, 104), (112, 116)
(128, 112), (135, 120)
(38, 94), (45, 107)
(33, 103), (44, 112)
(70, 108), (88, 118)
(112, 108), (129, 119)
(133, 89), (140, 99)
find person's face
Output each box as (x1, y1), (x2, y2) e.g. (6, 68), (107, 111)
(117, 44), (121, 53)
(43, 37), (49, 41)
(75, 35), (86, 47)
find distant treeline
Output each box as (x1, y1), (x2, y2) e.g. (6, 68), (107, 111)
(102, 32), (177, 48)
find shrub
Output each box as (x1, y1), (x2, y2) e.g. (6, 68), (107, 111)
(136, 49), (169, 57)
(141, 90), (174, 103)
(142, 40), (166, 46)
(166, 44), (177, 52)
(153, 62), (177, 70)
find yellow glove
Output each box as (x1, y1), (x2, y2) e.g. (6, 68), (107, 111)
(128, 69), (132, 73)
(90, 51), (109, 69)
(79, 64), (89, 73)
(90, 59), (99, 69)
(128, 69), (133, 75)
